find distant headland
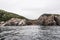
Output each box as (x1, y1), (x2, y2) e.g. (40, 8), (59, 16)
(0, 9), (60, 26)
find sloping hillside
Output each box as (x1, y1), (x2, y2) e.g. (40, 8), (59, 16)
(0, 9), (28, 22)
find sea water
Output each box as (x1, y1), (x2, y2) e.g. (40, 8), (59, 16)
(0, 25), (60, 40)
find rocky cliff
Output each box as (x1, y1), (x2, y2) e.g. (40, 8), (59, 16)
(38, 14), (60, 26)
(0, 9), (60, 26)
(0, 9), (28, 26)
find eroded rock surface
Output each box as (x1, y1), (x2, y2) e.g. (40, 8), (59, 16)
(54, 16), (60, 25)
(1, 18), (26, 26)
(38, 14), (60, 26)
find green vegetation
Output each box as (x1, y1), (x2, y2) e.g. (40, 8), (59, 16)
(42, 13), (60, 16)
(0, 9), (28, 22)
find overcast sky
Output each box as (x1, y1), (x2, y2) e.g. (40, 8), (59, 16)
(0, 0), (60, 19)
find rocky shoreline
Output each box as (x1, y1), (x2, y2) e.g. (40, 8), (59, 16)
(1, 14), (60, 26)
(0, 9), (60, 26)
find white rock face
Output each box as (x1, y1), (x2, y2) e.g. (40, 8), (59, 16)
(18, 19), (26, 26)
(0, 21), (5, 26)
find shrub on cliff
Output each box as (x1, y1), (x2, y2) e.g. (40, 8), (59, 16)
(0, 9), (28, 22)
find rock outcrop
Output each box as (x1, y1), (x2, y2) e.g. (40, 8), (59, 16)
(38, 14), (60, 26)
(1, 18), (26, 26)
(54, 16), (60, 25)
(0, 9), (28, 26)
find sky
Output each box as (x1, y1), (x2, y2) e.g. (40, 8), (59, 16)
(0, 0), (60, 19)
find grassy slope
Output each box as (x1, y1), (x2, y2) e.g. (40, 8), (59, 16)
(0, 9), (28, 22)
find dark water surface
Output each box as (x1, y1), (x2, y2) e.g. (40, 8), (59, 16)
(0, 25), (60, 40)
